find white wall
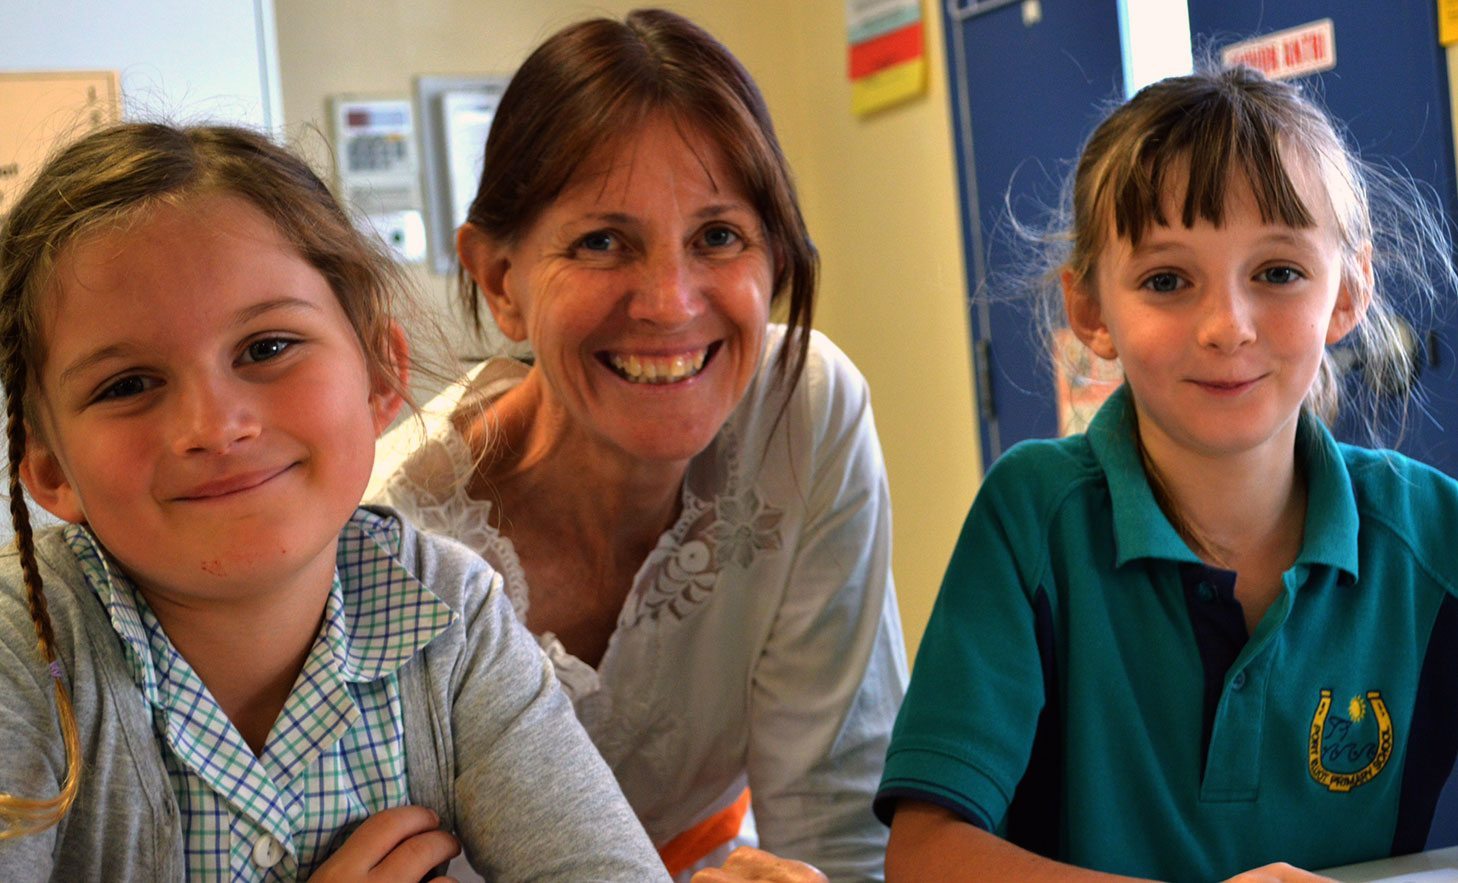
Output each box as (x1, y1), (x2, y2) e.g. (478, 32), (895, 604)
(2, 0), (282, 127)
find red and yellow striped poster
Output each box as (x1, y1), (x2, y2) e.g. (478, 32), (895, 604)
(847, 0), (926, 115)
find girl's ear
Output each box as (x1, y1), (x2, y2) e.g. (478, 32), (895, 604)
(19, 441), (85, 524)
(1327, 244), (1374, 345)
(457, 223), (527, 342)
(1063, 269), (1119, 360)
(369, 321), (410, 435)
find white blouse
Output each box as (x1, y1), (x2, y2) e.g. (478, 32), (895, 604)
(369, 327), (908, 880)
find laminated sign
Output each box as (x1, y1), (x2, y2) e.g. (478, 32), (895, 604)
(0, 71), (120, 218)
(1221, 19), (1336, 81)
(847, 0), (926, 115)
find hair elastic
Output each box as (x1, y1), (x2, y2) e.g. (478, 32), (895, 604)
(48, 660), (63, 681)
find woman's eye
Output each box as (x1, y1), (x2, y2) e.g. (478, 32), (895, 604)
(1259, 266), (1303, 285)
(1143, 272), (1184, 293)
(701, 226), (740, 249)
(243, 337), (295, 363)
(577, 231), (618, 252)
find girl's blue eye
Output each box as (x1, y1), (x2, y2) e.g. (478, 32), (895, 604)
(243, 338), (294, 363)
(1259, 266), (1303, 285)
(578, 231), (617, 252)
(1144, 272), (1184, 293)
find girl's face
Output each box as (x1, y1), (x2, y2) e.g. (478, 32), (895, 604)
(458, 114), (774, 468)
(21, 193), (403, 606)
(1065, 163), (1365, 471)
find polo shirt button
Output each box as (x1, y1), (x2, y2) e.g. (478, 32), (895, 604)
(1197, 581), (1216, 602)
(1231, 671), (1247, 691)
(252, 834), (284, 869)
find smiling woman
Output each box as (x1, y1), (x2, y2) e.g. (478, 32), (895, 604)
(370, 8), (907, 882)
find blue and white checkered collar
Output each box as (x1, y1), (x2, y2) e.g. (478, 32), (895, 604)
(66, 508), (457, 702)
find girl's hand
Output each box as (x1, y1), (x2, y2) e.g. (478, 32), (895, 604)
(1222, 864), (1336, 883)
(690, 846), (829, 882)
(308, 805), (461, 882)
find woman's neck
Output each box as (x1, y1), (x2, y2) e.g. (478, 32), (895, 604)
(460, 369), (690, 664)
(463, 369), (688, 552)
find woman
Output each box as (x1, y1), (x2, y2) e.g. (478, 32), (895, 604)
(371, 9), (906, 880)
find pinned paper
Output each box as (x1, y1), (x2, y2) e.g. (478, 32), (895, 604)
(847, 0), (926, 115)
(1221, 19), (1336, 81)
(0, 71), (119, 218)
(1442, 0), (1458, 46)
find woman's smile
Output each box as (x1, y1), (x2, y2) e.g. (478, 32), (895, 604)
(602, 342), (719, 385)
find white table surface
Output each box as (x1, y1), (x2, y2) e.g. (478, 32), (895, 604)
(1320, 846), (1458, 882)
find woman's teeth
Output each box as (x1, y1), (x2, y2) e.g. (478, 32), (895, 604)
(608, 349), (708, 384)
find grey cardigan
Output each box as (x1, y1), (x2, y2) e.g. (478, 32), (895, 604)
(0, 507), (668, 881)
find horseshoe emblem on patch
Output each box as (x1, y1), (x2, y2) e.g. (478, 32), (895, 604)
(1308, 689), (1393, 792)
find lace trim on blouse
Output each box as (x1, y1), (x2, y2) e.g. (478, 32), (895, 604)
(379, 359), (784, 702)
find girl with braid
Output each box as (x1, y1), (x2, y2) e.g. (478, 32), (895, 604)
(0, 121), (665, 881)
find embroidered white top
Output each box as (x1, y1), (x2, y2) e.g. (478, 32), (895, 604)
(369, 327), (908, 880)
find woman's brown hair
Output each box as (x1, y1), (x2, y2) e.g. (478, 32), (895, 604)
(0, 121), (415, 837)
(461, 7), (818, 389)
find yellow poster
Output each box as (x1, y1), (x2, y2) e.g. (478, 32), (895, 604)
(0, 71), (121, 218)
(1441, 0), (1458, 46)
(847, 0), (926, 115)
(851, 58), (927, 116)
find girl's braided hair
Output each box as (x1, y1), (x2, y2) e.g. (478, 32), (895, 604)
(0, 121), (415, 837)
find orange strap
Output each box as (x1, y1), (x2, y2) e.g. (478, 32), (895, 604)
(658, 787), (752, 877)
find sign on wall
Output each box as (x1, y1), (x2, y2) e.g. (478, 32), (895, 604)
(1221, 19), (1336, 80)
(331, 96), (426, 264)
(0, 70), (120, 218)
(847, 0), (927, 115)
(414, 75), (508, 275)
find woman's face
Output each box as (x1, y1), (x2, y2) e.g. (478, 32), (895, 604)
(464, 115), (774, 467)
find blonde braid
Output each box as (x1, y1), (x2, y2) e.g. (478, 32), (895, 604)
(0, 357), (82, 839)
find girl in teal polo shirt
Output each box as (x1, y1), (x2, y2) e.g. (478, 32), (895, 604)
(879, 67), (1458, 881)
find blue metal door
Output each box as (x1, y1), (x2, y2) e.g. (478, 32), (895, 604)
(941, 0), (1124, 464)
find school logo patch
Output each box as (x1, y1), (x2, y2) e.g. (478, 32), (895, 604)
(1308, 689), (1393, 792)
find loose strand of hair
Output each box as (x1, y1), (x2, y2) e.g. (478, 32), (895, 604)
(0, 374), (82, 840)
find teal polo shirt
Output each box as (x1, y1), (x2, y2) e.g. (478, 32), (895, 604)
(877, 386), (1458, 881)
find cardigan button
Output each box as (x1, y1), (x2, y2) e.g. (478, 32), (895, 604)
(252, 834), (285, 869)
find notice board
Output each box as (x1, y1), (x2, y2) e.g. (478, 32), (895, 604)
(0, 70), (120, 218)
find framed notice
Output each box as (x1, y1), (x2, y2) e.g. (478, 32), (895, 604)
(414, 75), (508, 275)
(846, 0), (927, 115)
(1221, 19), (1336, 81)
(0, 70), (121, 218)
(331, 96), (426, 264)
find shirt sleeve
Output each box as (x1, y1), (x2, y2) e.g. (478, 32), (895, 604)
(874, 451), (1050, 834)
(447, 559), (670, 882)
(746, 338), (909, 880)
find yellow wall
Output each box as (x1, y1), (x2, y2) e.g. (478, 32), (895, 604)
(274, 0), (982, 658)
